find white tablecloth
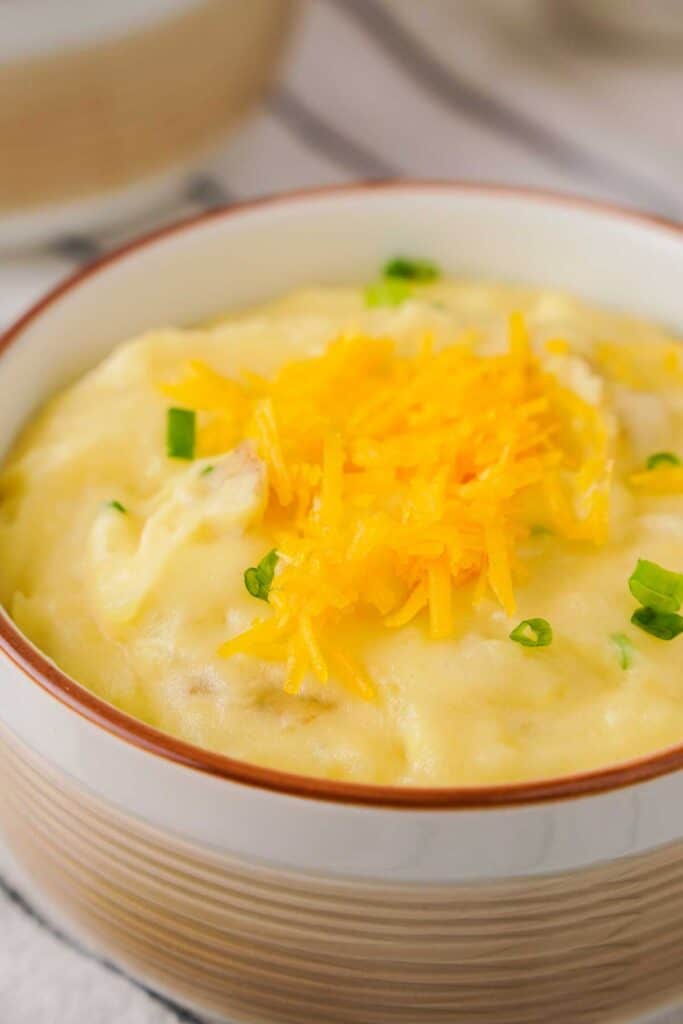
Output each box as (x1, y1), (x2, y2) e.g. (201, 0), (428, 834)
(2, 1), (683, 1020)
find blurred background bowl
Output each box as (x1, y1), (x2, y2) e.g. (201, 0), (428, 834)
(0, 0), (297, 249)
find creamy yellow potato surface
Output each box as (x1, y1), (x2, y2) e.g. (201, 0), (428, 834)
(2, 276), (683, 786)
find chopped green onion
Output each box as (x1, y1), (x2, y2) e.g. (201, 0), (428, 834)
(105, 500), (127, 514)
(610, 632), (634, 670)
(646, 451), (681, 470)
(509, 618), (553, 648)
(383, 257), (440, 282)
(364, 279), (411, 308)
(631, 607), (683, 641)
(244, 549), (278, 602)
(530, 524), (553, 537)
(628, 559), (683, 614)
(200, 464), (215, 476)
(166, 407), (196, 460)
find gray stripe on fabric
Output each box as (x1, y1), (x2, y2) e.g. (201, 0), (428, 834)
(186, 175), (235, 210)
(51, 235), (102, 265)
(269, 86), (398, 178)
(0, 872), (206, 1024)
(329, 0), (680, 216)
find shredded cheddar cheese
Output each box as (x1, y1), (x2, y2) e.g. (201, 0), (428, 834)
(629, 466), (683, 495)
(596, 340), (683, 390)
(544, 338), (570, 356)
(162, 314), (612, 696)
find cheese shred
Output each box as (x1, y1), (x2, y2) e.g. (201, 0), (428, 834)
(164, 313), (611, 698)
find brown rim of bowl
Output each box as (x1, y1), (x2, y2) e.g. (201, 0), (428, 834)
(2, 179), (683, 810)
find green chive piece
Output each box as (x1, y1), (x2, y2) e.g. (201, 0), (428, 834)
(166, 407), (196, 460)
(244, 549), (278, 602)
(105, 500), (127, 514)
(631, 606), (683, 641)
(610, 632), (634, 670)
(628, 559), (683, 614)
(383, 257), (440, 282)
(509, 618), (553, 648)
(646, 451), (681, 470)
(364, 279), (411, 308)
(200, 464), (215, 476)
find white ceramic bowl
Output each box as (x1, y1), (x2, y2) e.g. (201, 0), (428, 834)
(2, 183), (683, 1023)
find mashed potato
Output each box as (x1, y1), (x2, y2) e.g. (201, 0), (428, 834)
(1, 270), (683, 786)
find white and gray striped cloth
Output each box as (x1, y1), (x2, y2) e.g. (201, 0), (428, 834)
(2, 2), (683, 1020)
